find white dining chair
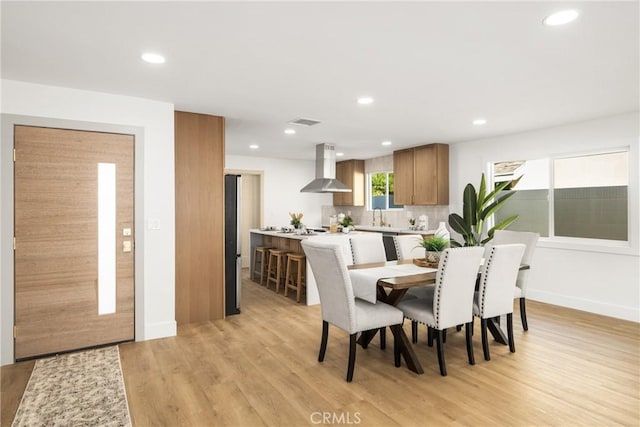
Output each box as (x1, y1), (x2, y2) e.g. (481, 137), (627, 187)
(490, 230), (539, 331)
(349, 233), (387, 264)
(301, 239), (404, 382)
(392, 234), (425, 260)
(397, 246), (485, 376)
(393, 234), (435, 342)
(474, 243), (526, 361)
(349, 233), (391, 349)
(395, 233), (435, 300)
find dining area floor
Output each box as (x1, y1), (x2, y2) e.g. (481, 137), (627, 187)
(2, 268), (639, 426)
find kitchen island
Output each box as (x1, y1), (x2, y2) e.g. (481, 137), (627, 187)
(354, 225), (435, 235)
(249, 229), (370, 306)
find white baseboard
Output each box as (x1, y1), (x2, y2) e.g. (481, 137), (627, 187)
(527, 289), (640, 322)
(142, 320), (177, 341)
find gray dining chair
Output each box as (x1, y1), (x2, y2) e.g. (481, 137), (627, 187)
(490, 230), (539, 331)
(397, 246), (485, 376)
(474, 243), (526, 361)
(301, 239), (403, 382)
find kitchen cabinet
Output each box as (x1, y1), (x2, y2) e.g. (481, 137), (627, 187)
(393, 143), (449, 205)
(333, 159), (365, 206)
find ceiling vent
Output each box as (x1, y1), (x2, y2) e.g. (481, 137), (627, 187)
(289, 118), (321, 126)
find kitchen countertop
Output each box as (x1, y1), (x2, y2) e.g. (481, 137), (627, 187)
(353, 225), (436, 235)
(250, 229), (315, 240)
(250, 228), (377, 240)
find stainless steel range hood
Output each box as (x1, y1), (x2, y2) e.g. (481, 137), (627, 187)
(300, 143), (352, 193)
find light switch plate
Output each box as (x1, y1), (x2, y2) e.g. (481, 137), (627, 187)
(123, 241), (132, 252)
(123, 228), (132, 236)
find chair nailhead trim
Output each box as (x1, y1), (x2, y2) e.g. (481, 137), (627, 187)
(433, 250), (449, 328)
(479, 247), (496, 317)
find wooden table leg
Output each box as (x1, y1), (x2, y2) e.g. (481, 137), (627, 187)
(487, 316), (508, 345)
(384, 289), (409, 306)
(389, 324), (424, 374)
(357, 329), (379, 348)
(376, 285), (424, 375)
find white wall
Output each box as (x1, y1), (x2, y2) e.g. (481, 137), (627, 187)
(0, 80), (176, 364)
(450, 112), (640, 321)
(226, 154), (332, 228)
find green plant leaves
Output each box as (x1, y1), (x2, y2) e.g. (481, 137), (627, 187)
(448, 173), (520, 247)
(462, 184), (477, 225)
(448, 213), (470, 236)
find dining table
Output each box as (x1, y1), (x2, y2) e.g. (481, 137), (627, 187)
(347, 259), (530, 375)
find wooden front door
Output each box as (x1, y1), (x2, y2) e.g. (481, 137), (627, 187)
(14, 125), (135, 360)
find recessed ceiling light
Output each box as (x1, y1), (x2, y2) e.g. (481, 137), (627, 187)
(141, 52), (165, 64)
(357, 97), (375, 105)
(284, 128), (296, 135)
(336, 152), (345, 157)
(249, 144), (259, 149)
(472, 118), (487, 126)
(381, 141), (392, 146)
(543, 10), (579, 26)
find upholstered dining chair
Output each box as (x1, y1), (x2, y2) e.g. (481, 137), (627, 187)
(349, 233), (390, 349)
(349, 233), (387, 264)
(392, 234), (425, 260)
(393, 234), (434, 342)
(397, 246), (485, 376)
(490, 230), (539, 331)
(473, 243), (526, 361)
(301, 239), (404, 382)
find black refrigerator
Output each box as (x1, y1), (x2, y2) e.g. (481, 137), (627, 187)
(224, 174), (242, 316)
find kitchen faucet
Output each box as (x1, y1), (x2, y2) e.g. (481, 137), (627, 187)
(372, 208), (385, 227)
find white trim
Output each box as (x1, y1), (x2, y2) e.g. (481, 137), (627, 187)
(537, 237), (637, 256)
(144, 321), (177, 340)
(527, 289), (640, 323)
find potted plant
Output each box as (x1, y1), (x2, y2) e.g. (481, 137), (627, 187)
(289, 212), (303, 229)
(339, 214), (354, 229)
(448, 173), (521, 247)
(416, 235), (449, 266)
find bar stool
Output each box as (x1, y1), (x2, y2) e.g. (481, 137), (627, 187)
(252, 246), (271, 285)
(284, 253), (306, 303)
(266, 249), (288, 292)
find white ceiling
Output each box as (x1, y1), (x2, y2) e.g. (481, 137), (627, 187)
(2, 1), (638, 161)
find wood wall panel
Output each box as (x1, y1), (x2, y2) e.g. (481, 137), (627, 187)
(175, 111), (225, 324)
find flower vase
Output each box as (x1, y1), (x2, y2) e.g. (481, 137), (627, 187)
(435, 222), (450, 242)
(425, 250), (441, 267)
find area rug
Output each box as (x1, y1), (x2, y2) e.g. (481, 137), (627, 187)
(12, 346), (131, 427)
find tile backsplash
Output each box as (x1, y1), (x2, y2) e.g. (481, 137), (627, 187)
(321, 205), (450, 231)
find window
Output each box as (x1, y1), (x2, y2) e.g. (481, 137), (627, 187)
(492, 149), (629, 242)
(494, 159), (550, 237)
(368, 172), (403, 210)
(554, 151), (628, 240)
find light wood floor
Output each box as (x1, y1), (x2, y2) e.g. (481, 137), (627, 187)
(2, 269), (639, 426)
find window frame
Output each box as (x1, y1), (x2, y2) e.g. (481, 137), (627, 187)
(366, 171), (403, 211)
(487, 145), (636, 256)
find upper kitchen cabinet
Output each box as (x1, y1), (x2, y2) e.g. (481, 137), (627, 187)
(333, 159), (365, 206)
(393, 143), (449, 205)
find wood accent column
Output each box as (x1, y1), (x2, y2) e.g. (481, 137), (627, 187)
(175, 111), (225, 324)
